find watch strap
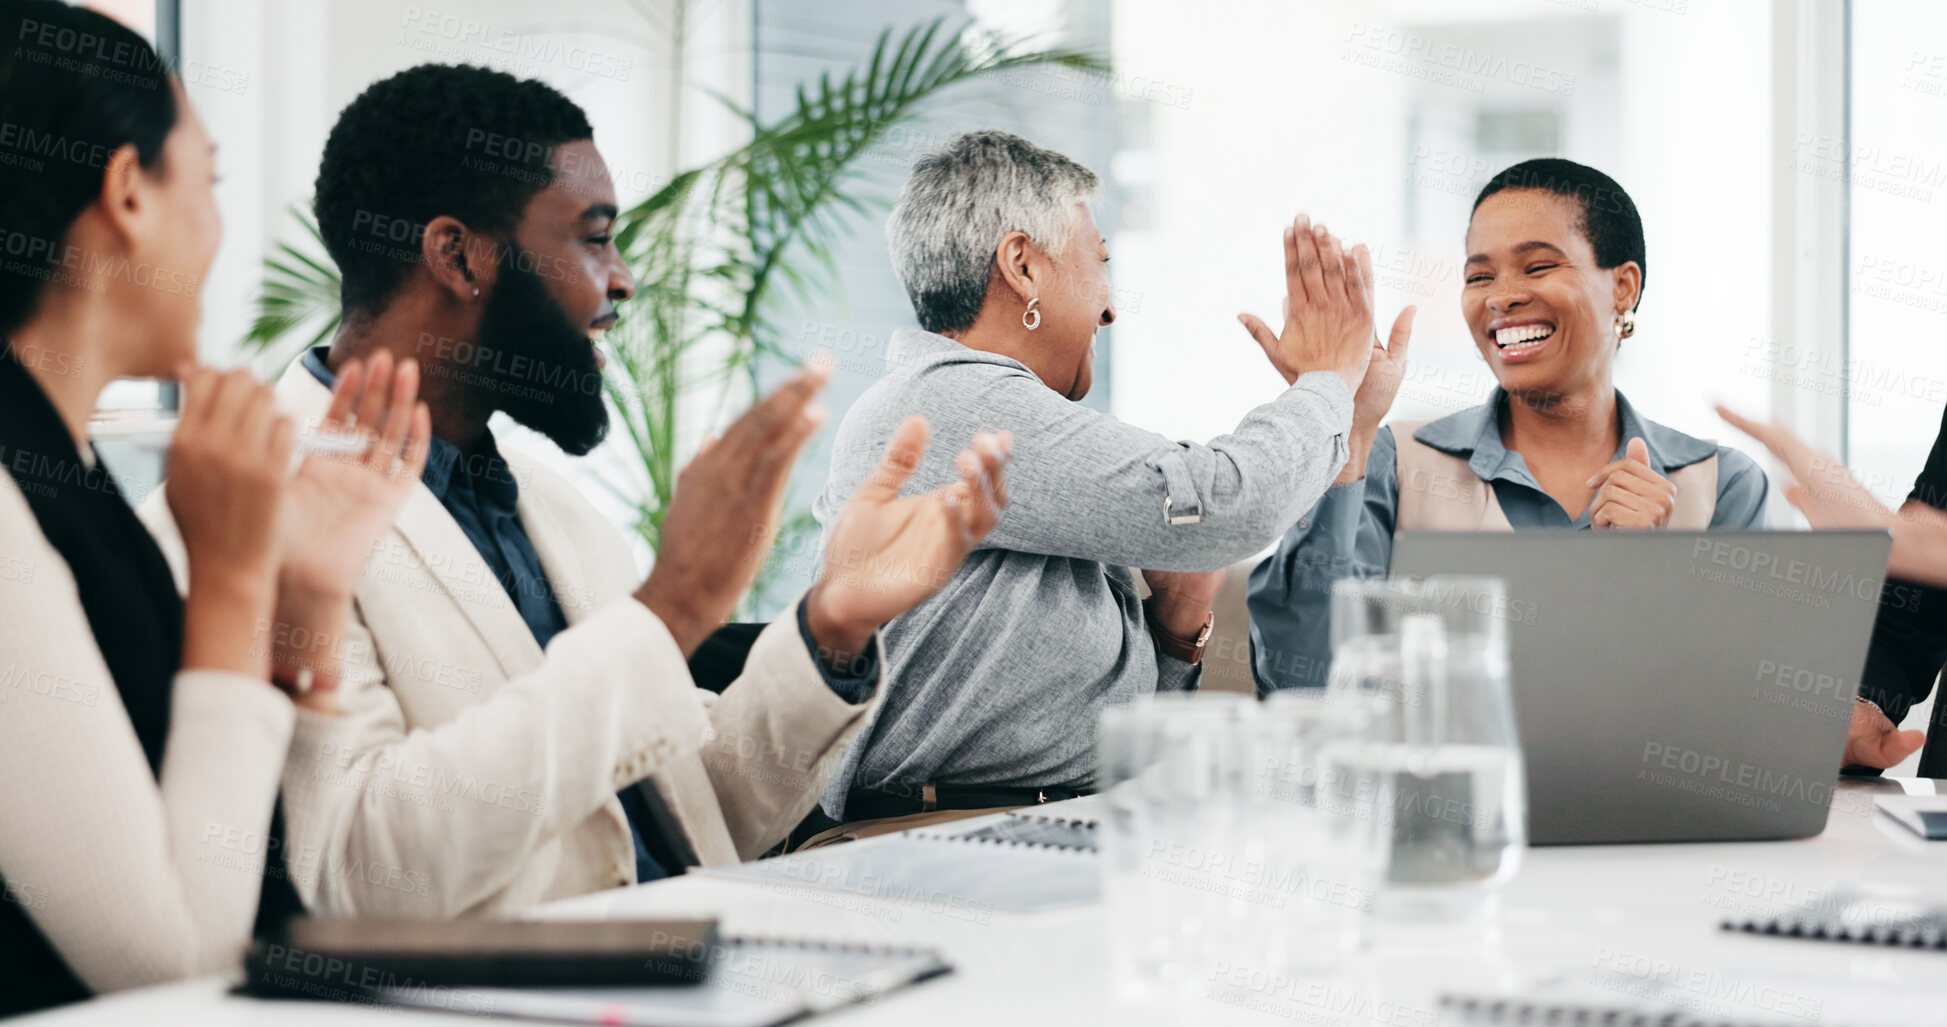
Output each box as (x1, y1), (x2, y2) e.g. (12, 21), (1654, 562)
(1144, 600), (1212, 666)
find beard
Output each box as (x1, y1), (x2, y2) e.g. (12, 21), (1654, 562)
(471, 261), (610, 455)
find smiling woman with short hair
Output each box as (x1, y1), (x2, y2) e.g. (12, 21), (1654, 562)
(1248, 157), (1769, 693)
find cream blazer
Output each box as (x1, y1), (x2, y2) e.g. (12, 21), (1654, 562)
(0, 468), (307, 993)
(141, 365), (883, 917)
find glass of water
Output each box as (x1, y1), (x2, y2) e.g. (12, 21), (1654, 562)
(1327, 576), (1526, 923)
(1098, 693), (1255, 999)
(1099, 690), (1393, 998)
(1246, 692), (1392, 969)
(1326, 577), (1424, 707)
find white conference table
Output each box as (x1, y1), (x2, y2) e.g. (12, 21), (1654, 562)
(21, 778), (1947, 1026)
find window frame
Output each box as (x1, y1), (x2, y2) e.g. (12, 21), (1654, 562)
(1769, 0), (1852, 472)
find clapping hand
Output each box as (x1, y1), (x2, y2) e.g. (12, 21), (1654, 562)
(282, 351), (432, 598)
(274, 350), (432, 706)
(1716, 406), (1895, 530)
(635, 362), (832, 656)
(166, 366), (298, 680)
(1587, 438), (1677, 530)
(805, 417), (1009, 663)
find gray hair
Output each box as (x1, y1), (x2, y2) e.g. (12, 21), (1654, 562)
(885, 130), (1100, 335)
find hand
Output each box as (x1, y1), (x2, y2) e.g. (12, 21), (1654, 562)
(1237, 215), (1376, 395)
(167, 366), (295, 678)
(636, 361), (832, 656)
(1716, 405), (1895, 530)
(168, 366), (293, 588)
(1841, 699), (1924, 770)
(806, 418), (1009, 662)
(274, 350), (433, 707)
(282, 351), (431, 598)
(1335, 305), (1418, 485)
(1587, 437), (1677, 530)
(1140, 567), (1227, 642)
(1351, 307), (1417, 431)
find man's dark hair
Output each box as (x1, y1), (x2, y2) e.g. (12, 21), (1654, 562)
(0, 0), (177, 338)
(314, 64), (592, 316)
(1472, 158), (1647, 310)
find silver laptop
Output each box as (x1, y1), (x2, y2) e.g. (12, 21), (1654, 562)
(1391, 530), (1893, 845)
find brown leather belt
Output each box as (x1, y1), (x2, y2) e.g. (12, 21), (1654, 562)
(844, 783), (1082, 820)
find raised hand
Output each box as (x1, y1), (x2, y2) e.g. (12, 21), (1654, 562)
(1333, 302), (1417, 485)
(1716, 406), (1894, 530)
(283, 352), (431, 596)
(1237, 214), (1377, 395)
(805, 417), (1009, 664)
(1352, 305), (1418, 432)
(273, 350), (433, 704)
(1587, 437), (1677, 530)
(635, 361), (832, 656)
(166, 366), (295, 680)
(1841, 698), (1925, 770)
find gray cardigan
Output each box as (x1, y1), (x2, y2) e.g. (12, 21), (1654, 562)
(812, 328), (1353, 816)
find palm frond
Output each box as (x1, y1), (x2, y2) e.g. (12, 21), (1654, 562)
(242, 207), (342, 370)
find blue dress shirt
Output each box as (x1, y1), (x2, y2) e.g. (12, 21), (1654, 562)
(1246, 388), (1770, 694)
(301, 347), (875, 882)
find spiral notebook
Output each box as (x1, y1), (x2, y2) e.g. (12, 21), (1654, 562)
(926, 811), (1099, 852)
(349, 936), (947, 1027)
(704, 813), (1099, 914)
(1441, 964), (1947, 1026)
(1718, 884), (1947, 950)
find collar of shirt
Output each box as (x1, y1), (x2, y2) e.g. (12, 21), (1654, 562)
(299, 345), (517, 506)
(1409, 387), (1717, 493)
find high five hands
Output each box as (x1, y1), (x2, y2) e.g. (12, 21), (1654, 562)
(1238, 214), (1415, 483)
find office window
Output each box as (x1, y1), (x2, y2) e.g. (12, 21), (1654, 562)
(87, 1), (169, 419)
(1107, 2), (1775, 473)
(1848, 0), (1947, 507)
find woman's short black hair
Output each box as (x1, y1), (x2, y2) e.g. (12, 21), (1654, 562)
(0, 0), (178, 338)
(1472, 158), (1646, 310)
(314, 64), (593, 317)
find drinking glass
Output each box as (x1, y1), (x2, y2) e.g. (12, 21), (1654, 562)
(1326, 577), (1424, 709)
(1098, 693), (1254, 999)
(1243, 692), (1392, 970)
(1326, 576), (1526, 923)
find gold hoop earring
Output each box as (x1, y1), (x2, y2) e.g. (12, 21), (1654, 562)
(1614, 310), (1636, 340)
(1022, 297), (1041, 332)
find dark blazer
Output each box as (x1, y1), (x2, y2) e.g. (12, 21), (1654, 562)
(1857, 403), (1947, 777)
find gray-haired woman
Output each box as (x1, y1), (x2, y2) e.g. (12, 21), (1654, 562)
(805, 130), (1399, 835)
